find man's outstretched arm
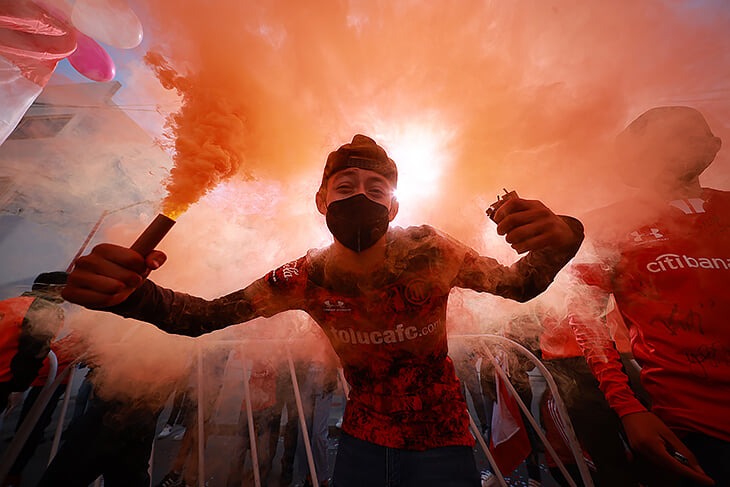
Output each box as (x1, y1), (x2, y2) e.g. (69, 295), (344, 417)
(62, 243), (297, 337)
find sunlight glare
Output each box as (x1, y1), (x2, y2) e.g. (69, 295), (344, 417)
(378, 124), (454, 225)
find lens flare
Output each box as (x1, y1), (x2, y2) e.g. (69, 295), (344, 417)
(378, 124), (455, 225)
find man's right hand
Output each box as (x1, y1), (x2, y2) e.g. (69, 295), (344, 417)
(622, 411), (714, 485)
(61, 244), (167, 309)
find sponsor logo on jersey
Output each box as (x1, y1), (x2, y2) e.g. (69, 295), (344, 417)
(329, 321), (440, 346)
(280, 262), (299, 281)
(629, 227), (667, 243)
(323, 300), (352, 313)
(267, 262), (300, 285)
(646, 253), (730, 273)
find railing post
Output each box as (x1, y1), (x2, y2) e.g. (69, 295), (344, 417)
(0, 352), (67, 484)
(286, 349), (318, 485)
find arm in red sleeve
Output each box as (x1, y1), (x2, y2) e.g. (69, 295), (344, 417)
(567, 276), (647, 418)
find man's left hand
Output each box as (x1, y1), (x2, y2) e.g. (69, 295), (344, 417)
(492, 197), (580, 254)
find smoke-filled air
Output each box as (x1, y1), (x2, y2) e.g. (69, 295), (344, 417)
(1, 0), (729, 486)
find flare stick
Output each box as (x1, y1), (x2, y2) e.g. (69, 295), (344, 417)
(129, 213), (175, 256)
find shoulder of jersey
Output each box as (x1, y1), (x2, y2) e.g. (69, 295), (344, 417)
(265, 255), (308, 288)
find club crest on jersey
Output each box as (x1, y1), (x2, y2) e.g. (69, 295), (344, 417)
(323, 300), (352, 313)
(404, 278), (432, 306)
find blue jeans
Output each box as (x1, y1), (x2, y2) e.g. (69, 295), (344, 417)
(332, 431), (480, 487)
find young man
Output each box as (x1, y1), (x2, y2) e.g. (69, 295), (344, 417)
(568, 106), (728, 486)
(62, 134), (584, 487)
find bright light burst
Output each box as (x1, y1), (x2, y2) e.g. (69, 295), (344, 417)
(376, 123), (455, 225)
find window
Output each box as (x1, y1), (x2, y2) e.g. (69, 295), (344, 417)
(8, 114), (74, 140)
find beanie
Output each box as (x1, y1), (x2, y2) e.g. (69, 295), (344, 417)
(318, 134), (398, 197)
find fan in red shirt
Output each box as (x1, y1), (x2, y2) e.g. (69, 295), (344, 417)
(569, 106), (729, 487)
(62, 134), (584, 487)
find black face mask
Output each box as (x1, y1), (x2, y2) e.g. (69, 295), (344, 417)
(326, 194), (390, 253)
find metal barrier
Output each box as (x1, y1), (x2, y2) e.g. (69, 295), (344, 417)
(48, 365), (77, 465)
(0, 336), (597, 487)
(452, 334), (594, 487)
(191, 339), (322, 487)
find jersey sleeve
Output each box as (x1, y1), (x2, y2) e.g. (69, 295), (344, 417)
(107, 256), (309, 337)
(452, 216), (585, 302)
(567, 250), (647, 418)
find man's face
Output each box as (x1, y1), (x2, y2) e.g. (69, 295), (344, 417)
(319, 167), (398, 219)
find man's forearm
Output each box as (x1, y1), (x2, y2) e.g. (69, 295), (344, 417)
(106, 280), (259, 336)
(511, 215), (585, 301)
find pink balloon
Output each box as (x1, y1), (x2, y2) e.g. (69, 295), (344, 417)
(68, 31), (115, 82)
(31, 0), (73, 23)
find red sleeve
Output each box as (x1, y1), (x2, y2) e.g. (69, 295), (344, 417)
(568, 268), (646, 418)
(30, 332), (80, 386)
(258, 256), (309, 316)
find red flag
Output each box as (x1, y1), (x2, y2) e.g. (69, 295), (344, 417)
(541, 391), (596, 471)
(488, 371), (532, 475)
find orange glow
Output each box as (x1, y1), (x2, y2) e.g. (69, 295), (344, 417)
(161, 207), (182, 221)
(139, 0), (729, 234)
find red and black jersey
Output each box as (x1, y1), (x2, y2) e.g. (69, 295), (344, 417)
(111, 223), (582, 449)
(571, 189), (730, 442)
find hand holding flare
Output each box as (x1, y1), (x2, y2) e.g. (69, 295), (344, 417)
(487, 189), (580, 255)
(61, 213), (173, 309)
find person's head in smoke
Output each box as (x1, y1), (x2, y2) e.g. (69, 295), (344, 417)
(315, 134), (400, 253)
(29, 271), (67, 303)
(616, 106), (722, 196)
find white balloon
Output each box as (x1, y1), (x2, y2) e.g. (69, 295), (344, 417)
(71, 0), (143, 49)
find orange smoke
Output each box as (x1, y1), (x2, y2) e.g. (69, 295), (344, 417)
(138, 0), (729, 234)
(144, 51), (252, 220)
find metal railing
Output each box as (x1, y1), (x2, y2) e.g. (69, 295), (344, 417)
(0, 335), (595, 487)
(0, 351), (63, 482)
(453, 334), (594, 487)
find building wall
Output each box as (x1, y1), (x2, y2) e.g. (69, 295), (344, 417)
(0, 81), (172, 297)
